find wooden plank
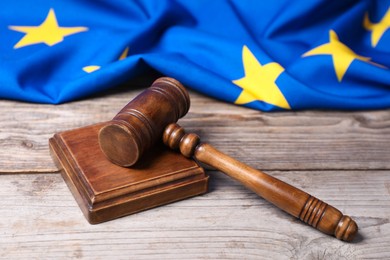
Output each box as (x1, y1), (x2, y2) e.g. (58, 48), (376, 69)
(0, 90), (390, 173)
(1, 170), (389, 259)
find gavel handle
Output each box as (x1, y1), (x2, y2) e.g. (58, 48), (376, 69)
(163, 124), (358, 242)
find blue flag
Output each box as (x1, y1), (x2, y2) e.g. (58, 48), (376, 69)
(1, 0), (390, 111)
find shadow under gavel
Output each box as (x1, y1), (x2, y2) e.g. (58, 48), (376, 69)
(98, 77), (358, 242)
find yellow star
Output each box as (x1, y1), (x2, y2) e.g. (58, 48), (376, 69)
(83, 65), (101, 73)
(364, 7), (390, 47)
(9, 8), (88, 49)
(302, 30), (371, 82)
(82, 47), (130, 73)
(119, 47), (129, 60)
(233, 46), (290, 109)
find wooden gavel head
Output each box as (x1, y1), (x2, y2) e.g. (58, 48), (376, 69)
(99, 77), (190, 167)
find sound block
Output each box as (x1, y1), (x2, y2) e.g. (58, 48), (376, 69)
(49, 122), (209, 224)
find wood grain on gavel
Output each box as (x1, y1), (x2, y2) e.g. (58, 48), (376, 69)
(98, 77), (358, 242)
(163, 123), (357, 242)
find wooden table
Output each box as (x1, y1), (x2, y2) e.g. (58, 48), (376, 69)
(1, 86), (390, 259)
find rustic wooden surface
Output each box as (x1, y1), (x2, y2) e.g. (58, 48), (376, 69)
(1, 87), (390, 259)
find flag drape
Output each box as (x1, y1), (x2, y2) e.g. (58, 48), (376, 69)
(1, 0), (389, 111)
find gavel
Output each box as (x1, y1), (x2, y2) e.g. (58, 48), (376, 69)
(98, 77), (358, 242)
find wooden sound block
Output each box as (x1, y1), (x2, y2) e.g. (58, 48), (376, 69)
(49, 122), (209, 224)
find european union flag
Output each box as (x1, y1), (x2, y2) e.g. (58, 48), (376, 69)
(1, 0), (389, 111)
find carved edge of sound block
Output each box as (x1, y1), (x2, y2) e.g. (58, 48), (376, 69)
(49, 128), (209, 224)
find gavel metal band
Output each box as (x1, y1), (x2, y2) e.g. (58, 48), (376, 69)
(98, 77), (358, 242)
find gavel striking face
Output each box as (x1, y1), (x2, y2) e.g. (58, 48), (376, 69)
(98, 77), (358, 242)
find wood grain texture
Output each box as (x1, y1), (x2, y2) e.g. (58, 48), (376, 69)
(1, 171), (389, 259)
(164, 123), (358, 241)
(1, 88), (390, 258)
(1, 90), (390, 172)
